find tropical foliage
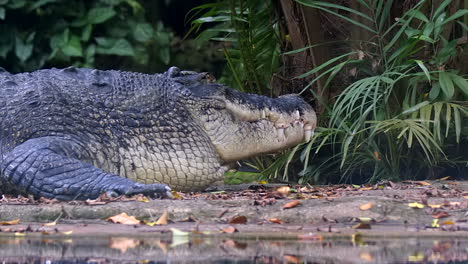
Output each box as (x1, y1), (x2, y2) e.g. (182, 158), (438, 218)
(0, 0), (173, 72)
(188, 0), (281, 95)
(191, 0), (467, 183)
(292, 0), (467, 183)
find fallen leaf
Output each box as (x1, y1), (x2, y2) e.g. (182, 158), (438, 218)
(440, 220), (455, 225)
(42, 221), (57, 226)
(360, 252), (374, 262)
(414, 181), (431, 186)
(229, 215), (247, 224)
(282, 200), (301, 209)
(258, 180), (268, 184)
(408, 252), (425, 262)
(438, 176), (451, 181)
(220, 226), (238, 233)
(432, 219), (440, 227)
(464, 196), (468, 199)
(268, 218), (283, 224)
(359, 202), (374, 211)
(0, 219), (20, 225)
(156, 211), (169, 225)
(357, 217), (373, 223)
(283, 255), (301, 263)
(137, 196), (150, 203)
(428, 203), (442, 208)
(408, 202), (425, 208)
(431, 211), (450, 219)
(14, 232), (25, 236)
(170, 228), (190, 236)
(107, 213), (141, 225)
(360, 187), (373, 191)
(61, 230), (73, 235)
(276, 186), (291, 195)
(170, 228), (190, 248)
(171, 191), (181, 199)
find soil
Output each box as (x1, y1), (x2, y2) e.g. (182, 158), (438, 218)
(0, 180), (466, 238)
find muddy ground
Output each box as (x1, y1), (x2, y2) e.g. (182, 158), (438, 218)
(0, 180), (466, 238)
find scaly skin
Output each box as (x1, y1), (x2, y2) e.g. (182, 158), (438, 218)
(0, 67), (316, 200)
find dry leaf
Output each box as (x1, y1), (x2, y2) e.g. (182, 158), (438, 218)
(107, 213), (141, 225)
(438, 176), (451, 181)
(360, 252), (375, 262)
(408, 202), (425, 208)
(229, 215), (247, 224)
(276, 186), (291, 195)
(360, 187), (373, 191)
(156, 211), (169, 225)
(432, 211), (450, 219)
(428, 203), (442, 208)
(359, 202), (374, 211)
(42, 221), (57, 226)
(414, 181), (431, 186)
(283, 255), (301, 263)
(373, 151), (381, 160)
(268, 218), (283, 224)
(282, 200), (301, 209)
(61, 230), (73, 235)
(0, 219), (20, 225)
(14, 232), (25, 236)
(137, 196), (150, 203)
(145, 212), (169, 226)
(220, 226), (238, 233)
(440, 220), (455, 225)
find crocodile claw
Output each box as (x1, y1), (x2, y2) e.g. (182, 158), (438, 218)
(112, 183), (173, 199)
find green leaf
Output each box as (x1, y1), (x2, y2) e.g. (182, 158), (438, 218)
(402, 101), (430, 115)
(453, 105), (461, 143)
(87, 7), (116, 24)
(81, 24), (93, 42)
(450, 73), (468, 96)
(27, 0), (57, 11)
(429, 83), (441, 101)
(433, 0), (451, 19)
(439, 72), (454, 99)
(414, 60), (431, 82)
(0, 7), (5, 20)
(133, 23), (154, 42)
(407, 9), (428, 22)
(159, 47), (170, 64)
(15, 36), (33, 62)
(442, 9), (468, 25)
(62, 35), (82, 57)
(7, 0), (25, 9)
(96, 38), (134, 56)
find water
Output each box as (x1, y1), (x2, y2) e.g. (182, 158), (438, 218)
(0, 234), (467, 264)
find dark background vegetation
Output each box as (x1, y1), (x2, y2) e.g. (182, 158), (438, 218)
(1, 0), (466, 184)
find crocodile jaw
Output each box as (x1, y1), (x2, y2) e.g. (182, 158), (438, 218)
(196, 94), (317, 163)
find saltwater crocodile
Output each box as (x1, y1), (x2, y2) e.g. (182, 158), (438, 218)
(0, 67), (316, 200)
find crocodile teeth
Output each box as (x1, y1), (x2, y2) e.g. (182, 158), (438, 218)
(277, 128), (285, 140)
(304, 130), (313, 142)
(295, 110), (300, 120)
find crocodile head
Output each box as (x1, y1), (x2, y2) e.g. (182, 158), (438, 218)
(173, 69), (317, 163)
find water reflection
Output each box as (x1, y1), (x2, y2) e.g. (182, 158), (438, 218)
(0, 235), (467, 263)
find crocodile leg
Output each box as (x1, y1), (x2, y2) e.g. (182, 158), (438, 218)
(0, 137), (172, 200)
